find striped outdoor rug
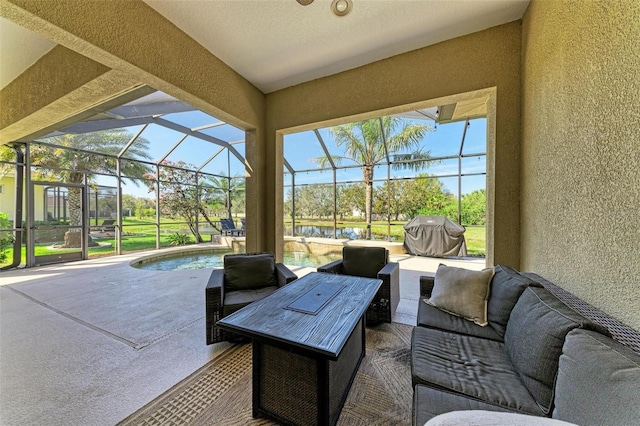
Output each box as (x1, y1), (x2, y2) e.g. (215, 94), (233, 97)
(118, 322), (413, 425)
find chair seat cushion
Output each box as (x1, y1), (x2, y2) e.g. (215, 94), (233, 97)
(224, 253), (277, 291)
(411, 326), (543, 416)
(223, 286), (279, 316)
(417, 299), (502, 341)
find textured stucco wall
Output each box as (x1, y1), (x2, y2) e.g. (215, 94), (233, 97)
(266, 22), (522, 266)
(0, 45), (108, 143)
(0, 45), (141, 144)
(521, 0), (640, 329)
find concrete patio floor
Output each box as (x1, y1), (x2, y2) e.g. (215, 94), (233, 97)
(0, 246), (485, 426)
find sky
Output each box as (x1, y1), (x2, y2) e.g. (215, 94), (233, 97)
(95, 111), (486, 200)
(283, 117), (487, 197)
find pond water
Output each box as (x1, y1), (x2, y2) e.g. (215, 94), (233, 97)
(285, 225), (367, 240)
(131, 249), (342, 271)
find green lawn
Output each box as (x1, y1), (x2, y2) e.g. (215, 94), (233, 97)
(0, 218), (202, 267)
(284, 218), (486, 256)
(1, 217), (485, 268)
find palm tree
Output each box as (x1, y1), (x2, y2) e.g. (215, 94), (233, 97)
(204, 173), (246, 219)
(30, 129), (151, 247)
(314, 117), (433, 239)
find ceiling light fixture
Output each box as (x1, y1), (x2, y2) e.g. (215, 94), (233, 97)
(331, 0), (353, 17)
(296, 0), (314, 5)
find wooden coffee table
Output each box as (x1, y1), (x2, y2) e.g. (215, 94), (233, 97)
(217, 272), (382, 426)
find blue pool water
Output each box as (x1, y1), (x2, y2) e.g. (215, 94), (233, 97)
(132, 249), (341, 271)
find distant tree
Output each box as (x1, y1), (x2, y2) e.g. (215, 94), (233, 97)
(461, 189), (486, 225)
(314, 117), (433, 238)
(146, 161), (219, 242)
(338, 183), (365, 218)
(405, 175), (453, 217)
(284, 188), (298, 219)
(134, 198), (155, 219)
(135, 198), (147, 219)
(295, 184), (334, 218)
(122, 194), (137, 217)
(373, 180), (404, 220)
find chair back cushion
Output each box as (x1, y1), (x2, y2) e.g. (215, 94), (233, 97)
(342, 246), (387, 278)
(224, 253), (277, 291)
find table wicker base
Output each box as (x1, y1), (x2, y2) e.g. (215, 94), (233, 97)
(253, 317), (365, 426)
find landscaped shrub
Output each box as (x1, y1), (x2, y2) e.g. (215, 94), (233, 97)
(167, 232), (191, 246)
(0, 213), (15, 262)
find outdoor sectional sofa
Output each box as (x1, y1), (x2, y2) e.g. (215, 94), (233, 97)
(411, 264), (640, 426)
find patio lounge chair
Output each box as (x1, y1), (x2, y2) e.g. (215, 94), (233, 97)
(220, 218), (244, 236)
(317, 246), (399, 324)
(205, 252), (298, 344)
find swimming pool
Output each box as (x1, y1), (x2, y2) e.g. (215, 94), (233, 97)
(131, 249), (342, 271)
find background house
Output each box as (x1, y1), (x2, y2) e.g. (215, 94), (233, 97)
(0, 0), (638, 330)
(0, 174), (45, 222)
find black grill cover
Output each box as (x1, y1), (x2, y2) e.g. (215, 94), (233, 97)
(403, 216), (467, 257)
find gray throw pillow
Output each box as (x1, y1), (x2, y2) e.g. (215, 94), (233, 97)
(426, 264), (495, 326)
(224, 253), (277, 291)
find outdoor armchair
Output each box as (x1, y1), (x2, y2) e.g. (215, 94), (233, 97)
(205, 252), (298, 344)
(317, 246), (399, 324)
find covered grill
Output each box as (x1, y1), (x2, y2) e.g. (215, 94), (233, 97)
(403, 216), (467, 257)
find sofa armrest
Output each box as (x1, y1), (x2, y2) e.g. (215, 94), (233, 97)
(205, 269), (224, 345)
(420, 274), (435, 298)
(317, 259), (345, 274)
(275, 263), (298, 287)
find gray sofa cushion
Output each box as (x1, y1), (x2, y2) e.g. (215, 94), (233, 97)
(488, 265), (540, 337)
(342, 246), (387, 278)
(413, 385), (514, 425)
(411, 326), (544, 416)
(504, 287), (606, 415)
(417, 299), (502, 341)
(224, 253), (277, 291)
(552, 329), (640, 425)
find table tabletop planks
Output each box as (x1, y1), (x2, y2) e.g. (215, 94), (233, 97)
(217, 272), (382, 359)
